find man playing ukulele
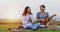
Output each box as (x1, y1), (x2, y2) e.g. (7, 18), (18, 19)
(36, 5), (56, 28)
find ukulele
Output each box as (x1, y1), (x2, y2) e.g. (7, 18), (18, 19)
(41, 14), (56, 25)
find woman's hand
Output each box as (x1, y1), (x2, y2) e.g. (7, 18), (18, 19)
(28, 17), (32, 23)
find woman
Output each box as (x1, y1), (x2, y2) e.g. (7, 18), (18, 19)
(22, 6), (40, 30)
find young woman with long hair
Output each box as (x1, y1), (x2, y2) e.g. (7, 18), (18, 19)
(22, 6), (40, 30)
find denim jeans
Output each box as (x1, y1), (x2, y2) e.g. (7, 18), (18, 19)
(26, 23), (40, 30)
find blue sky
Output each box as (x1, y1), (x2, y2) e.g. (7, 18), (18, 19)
(0, 0), (60, 19)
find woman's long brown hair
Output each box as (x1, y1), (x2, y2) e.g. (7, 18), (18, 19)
(22, 6), (32, 16)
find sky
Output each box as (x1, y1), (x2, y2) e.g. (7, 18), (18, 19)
(0, 0), (60, 19)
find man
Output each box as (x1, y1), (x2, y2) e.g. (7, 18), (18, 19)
(36, 5), (56, 28)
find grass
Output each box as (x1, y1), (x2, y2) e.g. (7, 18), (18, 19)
(0, 24), (19, 32)
(0, 19), (60, 32)
(0, 24), (60, 32)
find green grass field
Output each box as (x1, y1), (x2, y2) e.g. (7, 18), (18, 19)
(0, 19), (60, 32)
(0, 24), (60, 32)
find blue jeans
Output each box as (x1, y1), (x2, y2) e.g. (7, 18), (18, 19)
(26, 23), (40, 30)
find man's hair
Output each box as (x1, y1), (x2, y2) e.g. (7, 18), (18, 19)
(40, 5), (45, 8)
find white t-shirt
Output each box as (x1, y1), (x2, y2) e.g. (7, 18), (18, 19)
(22, 14), (34, 28)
